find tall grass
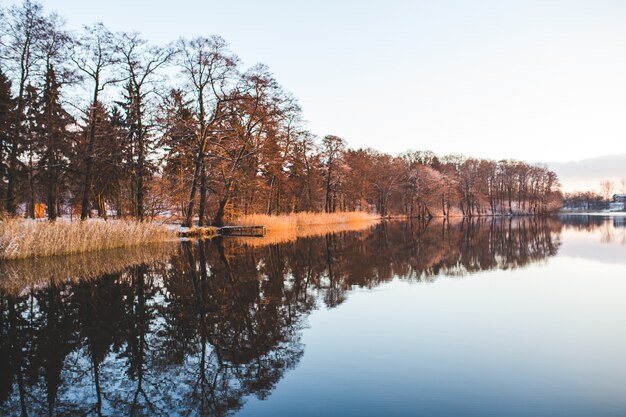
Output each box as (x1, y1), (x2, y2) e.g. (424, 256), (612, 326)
(232, 221), (379, 247)
(0, 219), (176, 260)
(234, 211), (379, 232)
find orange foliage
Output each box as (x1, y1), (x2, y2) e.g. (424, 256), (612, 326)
(34, 203), (45, 219)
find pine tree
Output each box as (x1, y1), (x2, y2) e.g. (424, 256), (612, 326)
(23, 83), (41, 218)
(0, 68), (16, 212)
(36, 65), (74, 220)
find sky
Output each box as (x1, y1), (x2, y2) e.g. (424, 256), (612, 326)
(7, 0), (626, 165)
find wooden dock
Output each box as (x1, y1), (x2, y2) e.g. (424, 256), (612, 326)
(219, 226), (266, 237)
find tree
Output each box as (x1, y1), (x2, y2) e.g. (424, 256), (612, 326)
(0, 0), (47, 214)
(321, 135), (346, 213)
(175, 36), (239, 227)
(117, 32), (173, 219)
(36, 14), (73, 220)
(211, 65), (297, 226)
(0, 67), (15, 211)
(71, 23), (119, 220)
(159, 89), (198, 220)
(600, 179), (614, 202)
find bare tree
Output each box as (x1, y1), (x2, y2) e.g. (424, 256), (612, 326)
(175, 36), (238, 227)
(71, 23), (119, 220)
(117, 32), (174, 219)
(599, 179), (614, 202)
(321, 135), (346, 213)
(210, 65), (296, 226)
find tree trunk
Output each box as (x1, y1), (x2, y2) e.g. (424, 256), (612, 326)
(6, 123), (21, 215)
(135, 90), (145, 220)
(182, 150), (204, 227)
(212, 179), (234, 227)
(27, 151), (35, 219)
(46, 172), (58, 221)
(198, 163), (207, 227)
(325, 163), (332, 213)
(80, 83), (100, 220)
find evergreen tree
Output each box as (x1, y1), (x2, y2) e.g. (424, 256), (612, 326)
(0, 68), (16, 212)
(36, 65), (74, 220)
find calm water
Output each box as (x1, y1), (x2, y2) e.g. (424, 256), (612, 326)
(1, 216), (625, 416)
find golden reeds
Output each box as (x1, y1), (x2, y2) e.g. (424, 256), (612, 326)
(184, 226), (219, 238)
(232, 220), (380, 247)
(0, 219), (177, 260)
(233, 211), (379, 232)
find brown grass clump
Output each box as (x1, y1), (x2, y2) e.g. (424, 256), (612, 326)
(0, 219), (177, 260)
(234, 211), (379, 232)
(183, 226), (219, 239)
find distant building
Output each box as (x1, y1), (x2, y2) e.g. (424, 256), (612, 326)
(611, 194), (626, 212)
(613, 194), (626, 203)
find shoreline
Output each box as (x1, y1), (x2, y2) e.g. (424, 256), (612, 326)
(0, 219), (177, 261)
(1, 211), (564, 261)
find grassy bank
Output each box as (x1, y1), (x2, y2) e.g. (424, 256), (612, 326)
(233, 211), (379, 232)
(0, 211), (377, 260)
(0, 219), (176, 260)
(233, 221), (380, 247)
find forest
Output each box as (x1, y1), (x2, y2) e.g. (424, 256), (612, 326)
(0, 1), (563, 227)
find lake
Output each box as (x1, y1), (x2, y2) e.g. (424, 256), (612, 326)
(1, 216), (625, 416)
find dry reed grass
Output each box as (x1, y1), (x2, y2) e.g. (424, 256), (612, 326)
(0, 219), (177, 260)
(234, 211), (379, 232)
(232, 221), (379, 247)
(184, 226), (219, 238)
(231, 211), (380, 247)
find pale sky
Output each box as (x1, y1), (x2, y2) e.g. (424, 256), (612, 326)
(9, 0), (626, 163)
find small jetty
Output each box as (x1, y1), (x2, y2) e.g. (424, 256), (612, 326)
(179, 225), (266, 238)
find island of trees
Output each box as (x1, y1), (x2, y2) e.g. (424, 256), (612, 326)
(0, 0), (562, 228)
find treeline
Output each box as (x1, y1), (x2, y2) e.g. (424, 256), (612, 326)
(0, 1), (562, 226)
(562, 192), (609, 211)
(563, 179), (626, 211)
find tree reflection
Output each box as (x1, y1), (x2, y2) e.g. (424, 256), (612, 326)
(560, 215), (626, 245)
(0, 218), (564, 416)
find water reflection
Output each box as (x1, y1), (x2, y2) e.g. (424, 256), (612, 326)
(0, 218), (563, 416)
(0, 243), (178, 296)
(561, 213), (626, 231)
(558, 215), (626, 265)
(561, 214), (626, 245)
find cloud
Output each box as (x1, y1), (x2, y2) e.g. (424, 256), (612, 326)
(547, 154), (626, 192)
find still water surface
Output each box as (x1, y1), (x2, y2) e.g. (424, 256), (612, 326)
(1, 216), (625, 416)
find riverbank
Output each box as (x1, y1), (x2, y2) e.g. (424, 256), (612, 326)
(0, 212), (377, 260)
(0, 219), (176, 260)
(0, 212), (378, 260)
